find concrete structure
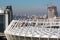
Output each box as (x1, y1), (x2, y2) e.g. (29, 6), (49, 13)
(5, 5), (13, 25)
(4, 19), (60, 40)
(0, 5), (13, 32)
(48, 5), (58, 18)
(0, 9), (7, 32)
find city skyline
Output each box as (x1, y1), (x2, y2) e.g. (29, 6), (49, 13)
(0, 0), (60, 16)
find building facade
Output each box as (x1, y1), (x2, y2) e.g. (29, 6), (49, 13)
(5, 5), (13, 25)
(0, 5), (13, 32)
(0, 9), (5, 32)
(48, 5), (58, 18)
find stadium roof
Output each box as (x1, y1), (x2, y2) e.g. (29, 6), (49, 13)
(5, 20), (60, 38)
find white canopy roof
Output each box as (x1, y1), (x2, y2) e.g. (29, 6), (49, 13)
(4, 20), (60, 38)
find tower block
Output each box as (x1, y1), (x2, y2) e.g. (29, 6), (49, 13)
(48, 5), (58, 18)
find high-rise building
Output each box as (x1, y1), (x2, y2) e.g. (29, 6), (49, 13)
(48, 5), (58, 18)
(5, 5), (13, 25)
(0, 9), (8, 32)
(0, 9), (4, 32)
(0, 5), (13, 32)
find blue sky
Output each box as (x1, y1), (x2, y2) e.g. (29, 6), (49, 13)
(0, 0), (60, 16)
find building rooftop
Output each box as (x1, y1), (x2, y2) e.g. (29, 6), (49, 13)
(0, 8), (4, 13)
(4, 19), (60, 38)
